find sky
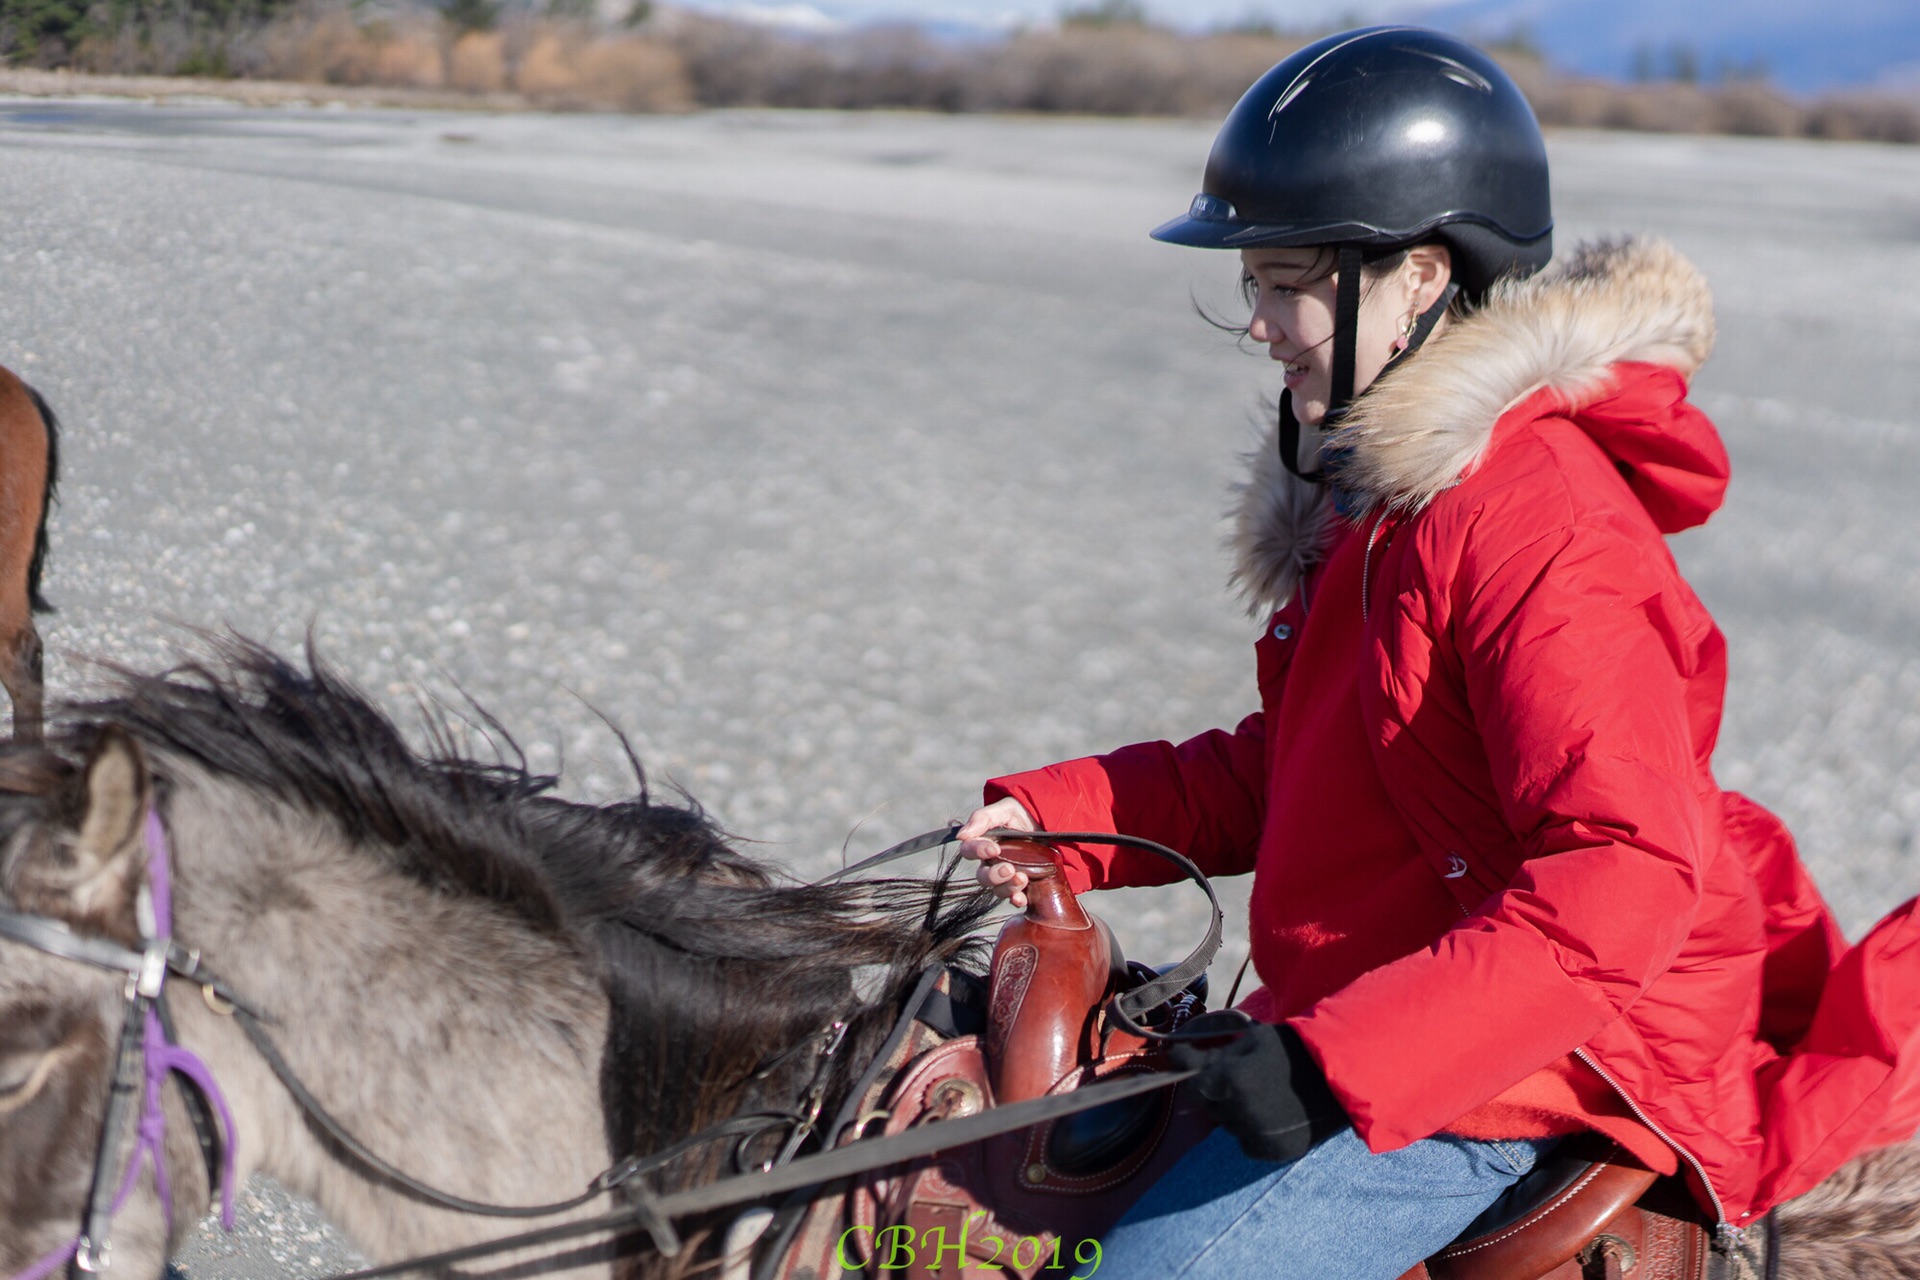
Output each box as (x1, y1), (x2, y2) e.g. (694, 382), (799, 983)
(665, 0), (1920, 94)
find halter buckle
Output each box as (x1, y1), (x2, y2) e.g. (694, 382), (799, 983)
(201, 983), (237, 1017)
(75, 1235), (110, 1274)
(136, 943), (168, 1000)
(628, 1183), (683, 1259)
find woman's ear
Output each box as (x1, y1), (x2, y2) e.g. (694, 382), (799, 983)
(1405, 244), (1453, 313)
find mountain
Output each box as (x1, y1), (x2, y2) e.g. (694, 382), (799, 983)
(1418, 0), (1920, 95)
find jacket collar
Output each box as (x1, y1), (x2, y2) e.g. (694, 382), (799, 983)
(1228, 237), (1717, 614)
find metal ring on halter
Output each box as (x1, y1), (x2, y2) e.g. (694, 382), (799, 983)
(849, 1108), (890, 1140)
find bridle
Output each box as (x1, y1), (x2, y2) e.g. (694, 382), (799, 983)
(0, 810), (238, 1280)
(0, 819), (1226, 1280)
(0, 804), (849, 1277)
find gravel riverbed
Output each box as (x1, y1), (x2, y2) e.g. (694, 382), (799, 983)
(0, 101), (1914, 1274)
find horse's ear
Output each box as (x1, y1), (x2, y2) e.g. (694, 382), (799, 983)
(42, 728), (152, 927)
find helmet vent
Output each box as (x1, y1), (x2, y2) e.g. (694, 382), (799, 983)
(1269, 74), (1315, 119)
(1405, 49), (1494, 93)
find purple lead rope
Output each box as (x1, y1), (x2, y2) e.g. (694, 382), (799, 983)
(4, 812), (239, 1280)
(142, 807), (240, 1232)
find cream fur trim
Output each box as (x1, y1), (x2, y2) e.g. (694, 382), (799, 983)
(1227, 423), (1335, 615)
(1227, 237), (1716, 615)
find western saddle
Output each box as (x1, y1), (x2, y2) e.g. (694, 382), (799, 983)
(827, 842), (1772, 1280)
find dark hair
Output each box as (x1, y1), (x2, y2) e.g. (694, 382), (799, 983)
(1204, 244), (1423, 347)
(1207, 241), (1472, 351)
(1233, 244), (1414, 310)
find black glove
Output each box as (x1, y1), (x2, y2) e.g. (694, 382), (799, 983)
(1168, 1021), (1349, 1163)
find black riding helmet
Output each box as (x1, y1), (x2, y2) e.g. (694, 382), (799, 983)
(1153, 27), (1553, 479)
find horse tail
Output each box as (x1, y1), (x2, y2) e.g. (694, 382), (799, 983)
(22, 382), (57, 615)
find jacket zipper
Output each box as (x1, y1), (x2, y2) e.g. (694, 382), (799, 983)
(1360, 509), (1388, 623)
(1363, 508), (1738, 1247)
(1572, 1047), (1741, 1249)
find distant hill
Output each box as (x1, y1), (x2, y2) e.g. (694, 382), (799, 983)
(1420, 0), (1920, 96)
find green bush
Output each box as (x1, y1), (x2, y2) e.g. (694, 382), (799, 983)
(437, 0), (497, 34)
(2, 0), (288, 68)
(0, 0), (90, 62)
(1060, 0), (1147, 28)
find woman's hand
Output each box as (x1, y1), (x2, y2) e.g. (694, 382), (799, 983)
(955, 798), (1037, 909)
(1168, 1022), (1349, 1163)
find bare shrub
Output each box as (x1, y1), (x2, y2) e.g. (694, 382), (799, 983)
(71, 26), (160, 74)
(964, 27), (1210, 114)
(966, 27), (1191, 113)
(1711, 84), (1803, 137)
(249, 5), (398, 83)
(373, 23), (444, 88)
(512, 29), (573, 96)
(656, 13), (1299, 116)
(1807, 97), (1920, 144)
(1602, 83), (1719, 133)
(510, 26), (687, 109)
(659, 12), (837, 107)
(802, 24), (968, 111)
(446, 28), (504, 91)
(572, 36), (689, 110)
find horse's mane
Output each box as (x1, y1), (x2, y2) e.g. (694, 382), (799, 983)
(37, 638), (994, 1259)
(23, 381), (58, 615)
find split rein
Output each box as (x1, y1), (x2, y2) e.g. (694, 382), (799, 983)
(0, 821), (1229, 1280)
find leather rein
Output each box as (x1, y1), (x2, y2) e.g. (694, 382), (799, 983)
(0, 823), (1225, 1279)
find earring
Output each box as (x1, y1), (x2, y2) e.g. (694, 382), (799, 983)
(1392, 312), (1417, 353)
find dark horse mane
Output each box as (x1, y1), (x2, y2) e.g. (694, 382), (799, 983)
(23, 382), (57, 614)
(29, 638), (993, 1267)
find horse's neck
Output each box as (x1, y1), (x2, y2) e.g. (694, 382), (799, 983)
(162, 773), (616, 1269)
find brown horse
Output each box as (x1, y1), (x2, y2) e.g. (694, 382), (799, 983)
(0, 364), (58, 741)
(0, 642), (1915, 1280)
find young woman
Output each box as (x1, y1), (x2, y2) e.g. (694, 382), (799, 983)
(957, 26), (1920, 1279)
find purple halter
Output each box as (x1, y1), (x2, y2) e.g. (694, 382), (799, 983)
(7, 810), (238, 1280)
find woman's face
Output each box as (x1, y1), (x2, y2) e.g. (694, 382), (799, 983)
(1240, 246), (1450, 427)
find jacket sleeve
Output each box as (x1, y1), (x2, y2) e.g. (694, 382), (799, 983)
(1291, 511), (1716, 1150)
(984, 711), (1268, 894)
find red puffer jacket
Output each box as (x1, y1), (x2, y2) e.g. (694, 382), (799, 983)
(985, 240), (1920, 1233)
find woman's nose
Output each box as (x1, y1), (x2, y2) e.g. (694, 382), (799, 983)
(1247, 300), (1282, 346)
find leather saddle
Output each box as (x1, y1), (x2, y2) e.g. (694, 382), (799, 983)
(823, 843), (1765, 1280)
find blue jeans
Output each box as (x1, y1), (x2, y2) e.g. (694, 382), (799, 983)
(1093, 1127), (1556, 1280)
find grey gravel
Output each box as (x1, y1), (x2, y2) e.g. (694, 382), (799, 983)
(0, 102), (1914, 1273)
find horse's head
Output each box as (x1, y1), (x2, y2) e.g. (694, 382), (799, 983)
(0, 728), (194, 1279)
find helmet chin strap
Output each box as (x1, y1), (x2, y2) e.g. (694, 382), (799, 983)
(1278, 248), (1457, 484)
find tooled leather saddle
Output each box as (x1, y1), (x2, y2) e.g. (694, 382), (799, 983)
(773, 842), (1773, 1280)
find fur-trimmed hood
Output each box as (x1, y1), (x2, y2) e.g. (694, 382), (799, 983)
(1228, 237), (1718, 614)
